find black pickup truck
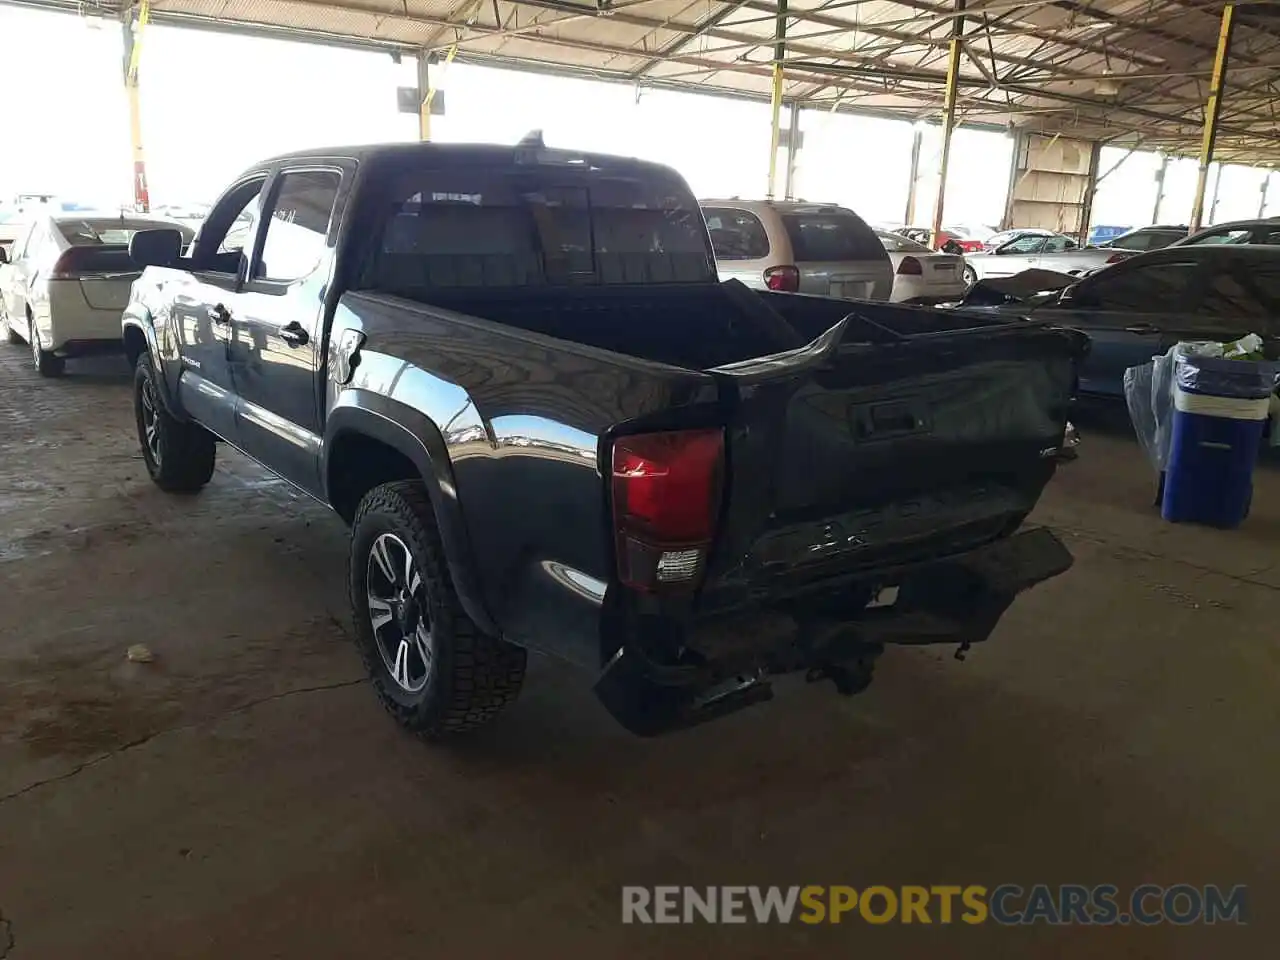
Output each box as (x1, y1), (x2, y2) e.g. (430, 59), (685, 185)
(122, 139), (1084, 737)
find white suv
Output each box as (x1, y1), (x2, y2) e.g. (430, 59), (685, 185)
(701, 200), (893, 301)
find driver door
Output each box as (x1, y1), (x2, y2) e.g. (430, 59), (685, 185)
(170, 175), (268, 443)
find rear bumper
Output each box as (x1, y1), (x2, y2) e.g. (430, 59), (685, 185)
(594, 527), (1072, 735)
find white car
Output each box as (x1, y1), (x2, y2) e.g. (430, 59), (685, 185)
(0, 212), (194, 376)
(875, 230), (967, 304)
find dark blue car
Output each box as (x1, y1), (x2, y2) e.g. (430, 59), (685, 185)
(975, 245), (1280, 398)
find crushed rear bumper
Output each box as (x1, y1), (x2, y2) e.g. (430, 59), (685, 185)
(594, 527), (1072, 736)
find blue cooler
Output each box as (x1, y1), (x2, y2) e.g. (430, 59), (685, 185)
(1161, 354), (1277, 528)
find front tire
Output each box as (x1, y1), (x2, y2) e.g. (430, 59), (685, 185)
(133, 354), (216, 492)
(29, 314), (64, 377)
(2, 304), (20, 345)
(962, 264), (978, 287)
(349, 481), (526, 737)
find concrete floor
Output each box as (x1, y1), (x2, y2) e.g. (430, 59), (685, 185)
(0, 347), (1276, 959)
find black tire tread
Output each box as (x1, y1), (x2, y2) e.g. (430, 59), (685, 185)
(134, 355), (216, 492)
(350, 481), (526, 737)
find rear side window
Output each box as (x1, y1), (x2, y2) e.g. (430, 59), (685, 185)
(1187, 228), (1251, 246)
(1080, 260), (1200, 312)
(1043, 236), (1076, 253)
(1199, 262), (1280, 324)
(703, 208), (769, 260)
(256, 170), (342, 282)
(363, 168), (713, 291)
(781, 211), (884, 262)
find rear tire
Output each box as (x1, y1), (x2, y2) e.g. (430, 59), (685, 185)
(29, 314), (64, 377)
(962, 264), (978, 287)
(349, 481), (526, 738)
(134, 354), (216, 492)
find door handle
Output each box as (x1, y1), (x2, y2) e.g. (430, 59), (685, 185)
(280, 320), (310, 347)
(1124, 323), (1157, 334)
(207, 303), (231, 324)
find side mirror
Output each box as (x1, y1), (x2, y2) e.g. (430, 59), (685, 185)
(129, 228), (183, 269)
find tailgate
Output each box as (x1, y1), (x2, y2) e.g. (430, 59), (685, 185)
(703, 309), (1083, 601)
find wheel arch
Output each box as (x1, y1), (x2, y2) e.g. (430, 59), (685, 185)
(324, 396), (499, 639)
(122, 317), (180, 414)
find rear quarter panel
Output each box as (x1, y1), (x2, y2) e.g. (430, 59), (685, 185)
(326, 291), (719, 669)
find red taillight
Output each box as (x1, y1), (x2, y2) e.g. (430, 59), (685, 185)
(47, 250), (81, 280)
(611, 428), (724, 593)
(897, 256), (923, 276)
(763, 265), (800, 292)
(960, 240), (984, 253)
(1105, 252), (1128, 264)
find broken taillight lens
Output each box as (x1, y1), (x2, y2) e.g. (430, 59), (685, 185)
(611, 428), (724, 593)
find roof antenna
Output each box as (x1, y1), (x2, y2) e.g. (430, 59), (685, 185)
(517, 129), (545, 148)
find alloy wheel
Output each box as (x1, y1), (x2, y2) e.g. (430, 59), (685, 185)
(139, 377), (163, 466)
(366, 532), (434, 693)
(29, 317), (39, 369)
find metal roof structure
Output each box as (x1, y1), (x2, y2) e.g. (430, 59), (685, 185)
(11, 1), (1280, 162)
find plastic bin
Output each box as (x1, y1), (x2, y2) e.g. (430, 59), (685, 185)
(1161, 355), (1278, 528)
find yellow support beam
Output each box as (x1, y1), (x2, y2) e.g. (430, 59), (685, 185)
(124, 2), (151, 212)
(930, 0), (965, 249)
(1188, 2), (1235, 234)
(419, 43), (458, 142)
(765, 0), (787, 199)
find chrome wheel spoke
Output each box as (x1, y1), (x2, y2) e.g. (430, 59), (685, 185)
(403, 551), (416, 595)
(370, 536), (399, 589)
(391, 637), (412, 689)
(414, 625), (433, 678)
(367, 595), (394, 631)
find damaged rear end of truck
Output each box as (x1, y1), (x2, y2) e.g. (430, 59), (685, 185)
(591, 298), (1085, 735)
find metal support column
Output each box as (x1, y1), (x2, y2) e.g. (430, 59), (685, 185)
(1209, 163), (1224, 225)
(417, 52), (432, 141)
(122, 2), (151, 212)
(783, 101), (801, 200)
(903, 125), (923, 226)
(1078, 141), (1102, 246)
(930, 0), (966, 247)
(1189, 2), (1235, 233)
(766, 0), (788, 199)
(1151, 154), (1170, 223)
(1259, 172), (1273, 218)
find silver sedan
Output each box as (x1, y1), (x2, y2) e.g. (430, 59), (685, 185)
(962, 232), (1137, 285)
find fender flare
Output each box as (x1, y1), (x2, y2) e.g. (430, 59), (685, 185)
(324, 394), (500, 639)
(122, 316), (180, 415)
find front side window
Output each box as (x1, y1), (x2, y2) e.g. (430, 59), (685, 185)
(1043, 236), (1076, 253)
(703, 208), (770, 260)
(194, 176), (267, 273)
(1003, 235), (1046, 255)
(1078, 260), (1200, 312)
(255, 170), (342, 282)
(363, 167), (714, 290)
